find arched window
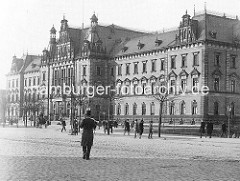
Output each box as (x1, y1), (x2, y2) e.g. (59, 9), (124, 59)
(192, 100), (197, 115)
(214, 102), (219, 115)
(125, 103), (129, 115)
(150, 102), (155, 115)
(142, 102), (146, 115)
(117, 104), (121, 115)
(170, 101), (175, 115)
(133, 103), (137, 115)
(180, 101), (185, 115)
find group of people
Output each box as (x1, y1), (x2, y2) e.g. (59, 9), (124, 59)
(60, 117), (79, 135)
(199, 121), (240, 138)
(124, 119), (153, 139)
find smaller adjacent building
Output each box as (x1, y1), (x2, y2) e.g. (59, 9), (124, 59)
(6, 54), (41, 124)
(0, 89), (7, 123)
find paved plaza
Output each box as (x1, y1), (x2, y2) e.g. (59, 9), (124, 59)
(0, 125), (239, 181)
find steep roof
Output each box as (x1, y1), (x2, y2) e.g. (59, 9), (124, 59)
(24, 56), (41, 73)
(193, 13), (240, 43)
(113, 30), (177, 56)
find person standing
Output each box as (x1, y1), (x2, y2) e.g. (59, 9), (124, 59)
(134, 119), (139, 138)
(148, 120), (153, 139)
(221, 123), (227, 138)
(206, 122), (213, 138)
(124, 119), (130, 135)
(60, 117), (66, 132)
(139, 119), (144, 139)
(80, 110), (96, 160)
(199, 121), (205, 138)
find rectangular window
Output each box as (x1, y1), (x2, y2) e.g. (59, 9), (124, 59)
(230, 55), (236, 68)
(181, 54), (187, 68)
(83, 66), (86, 76)
(193, 53), (199, 66)
(134, 63), (138, 74)
(16, 79), (18, 87)
(142, 61), (147, 73)
(118, 64), (122, 76)
(171, 56), (176, 69)
(193, 78), (199, 91)
(42, 72), (46, 81)
(170, 80), (175, 94)
(214, 53), (221, 66)
(24, 79), (27, 87)
(33, 77), (36, 86)
(96, 66), (101, 76)
(12, 80), (14, 88)
(214, 77), (220, 91)
(151, 59), (156, 72)
(230, 80), (235, 92)
(29, 78), (31, 86)
(110, 67), (114, 76)
(126, 64), (130, 75)
(160, 58), (165, 71)
(37, 77), (40, 85)
(181, 79), (187, 91)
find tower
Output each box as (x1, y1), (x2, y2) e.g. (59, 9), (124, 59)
(178, 10), (198, 44)
(50, 25), (56, 45)
(59, 15), (69, 43)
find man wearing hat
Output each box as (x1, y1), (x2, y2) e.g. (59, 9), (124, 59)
(80, 110), (97, 160)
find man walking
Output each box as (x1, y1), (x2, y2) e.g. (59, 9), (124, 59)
(80, 110), (96, 160)
(139, 119), (144, 139)
(148, 120), (153, 139)
(60, 117), (66, 132)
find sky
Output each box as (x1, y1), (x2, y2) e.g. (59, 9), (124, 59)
(0, 0), (240, 89)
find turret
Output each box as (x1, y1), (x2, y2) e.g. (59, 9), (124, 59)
(50, 25), (56, 44)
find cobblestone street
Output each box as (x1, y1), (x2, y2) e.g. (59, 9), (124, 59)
(0, 126), (240, 181)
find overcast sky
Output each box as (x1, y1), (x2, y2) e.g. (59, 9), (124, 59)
(0, 0), (240, 88)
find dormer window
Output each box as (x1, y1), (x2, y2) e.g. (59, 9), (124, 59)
(122, 46), (128, 52)
(209, 30), (217, 39)
(137, 40), (144, 49)
(155, 39), (162, 46)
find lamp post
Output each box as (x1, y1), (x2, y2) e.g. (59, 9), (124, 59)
(227, 105), (232, 138)
(227, 105), (231, 138)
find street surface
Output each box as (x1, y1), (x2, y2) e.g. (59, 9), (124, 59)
(0, 125), (239, 181)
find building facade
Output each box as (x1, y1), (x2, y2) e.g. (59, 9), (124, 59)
(113, 11), (240, 126)
(6, 10), (240, 128)
(6, 54), (41, 124)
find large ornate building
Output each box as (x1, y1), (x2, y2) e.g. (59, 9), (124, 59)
(6, 10), (240, 127)
(113, 11), (240, 126)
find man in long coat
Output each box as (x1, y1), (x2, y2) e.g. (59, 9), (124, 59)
(80, 110), (96, 160)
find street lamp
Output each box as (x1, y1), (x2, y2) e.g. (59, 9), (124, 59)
(227, 105), (232, 138)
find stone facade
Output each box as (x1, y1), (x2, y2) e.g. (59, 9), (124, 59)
(5, 10), (240, 128)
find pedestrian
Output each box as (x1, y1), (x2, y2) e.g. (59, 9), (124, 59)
(60, 117), (66, 132)
(80, 110), (97, 160)
(233, 125), (240, 138)
(134, 119), (139, 138)
(221, 123), (227, 138)
(206, 122), (213, 138)
(139, 119), (144, 139)
(199, 120), (205, 138)
(148, 120), (153, 139)
(74, 119), (78, 135)
(124, 119), (130, 135)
